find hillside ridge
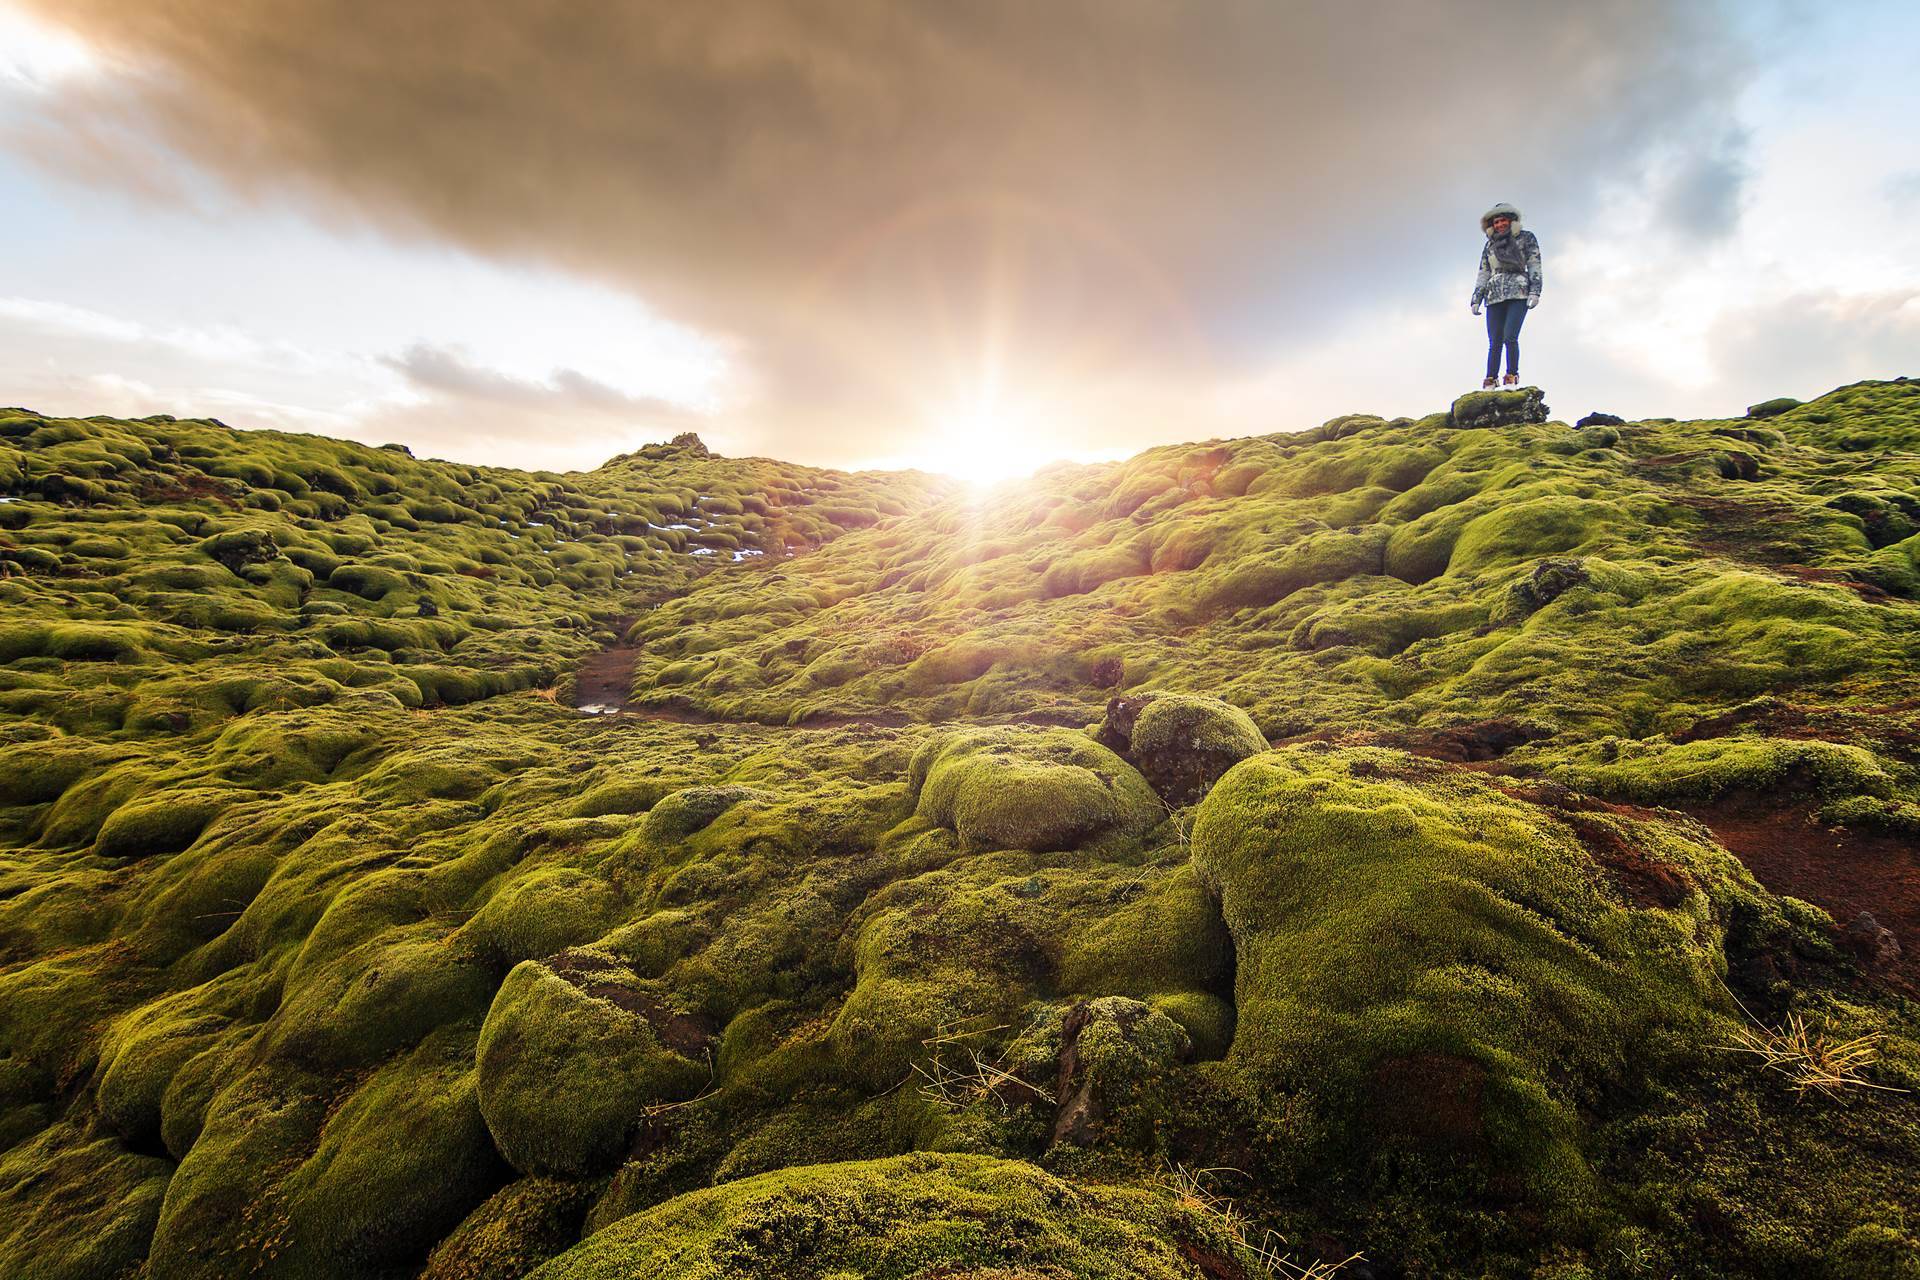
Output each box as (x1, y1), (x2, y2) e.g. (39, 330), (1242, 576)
(2, 381), (1918, 1279)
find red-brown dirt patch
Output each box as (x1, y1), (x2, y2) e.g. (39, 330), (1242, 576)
(546, 948), (716, 1055)
(572, 630), (640, 711)
(1370, 1052), (1487, 1148)
(1688, 795), (1919, 990)
(1176, 1239), (1251, 1280)
(1561, 812), (1693, 909)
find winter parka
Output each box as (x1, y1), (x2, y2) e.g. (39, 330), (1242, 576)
(1470, 202), (1543, 309)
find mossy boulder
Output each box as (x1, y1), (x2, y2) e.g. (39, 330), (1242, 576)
(1094, 691), (1268, 805)
(93, 789), (231, 861)
(1191, 747), (1741, 1214)
(475, 955), (710, 1176)
(641, 784), (773, 843)
(526, 1151), (1251, 1279)
(907, 727), (1161, 852)
(1747, 396), (1804, 419)
(1450, 386), (1549, 429)
(1037, 997), (1191, 1147)
(1823, 1223), (1920, 1279)
(274, 1024), (508, 1277)
(0, 1124), (171, 1280)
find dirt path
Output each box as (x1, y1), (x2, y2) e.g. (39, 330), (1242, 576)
(572, 638), (644, 714)
(1690, 795), (1919, 990)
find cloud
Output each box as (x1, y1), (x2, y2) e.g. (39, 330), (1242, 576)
(14, 0), (1777, 462)
(379, 342), (700, 420)
(1707, 288), (1920, 396)
(1657, 130), (1751, 240)
(0, 295), (326, 369)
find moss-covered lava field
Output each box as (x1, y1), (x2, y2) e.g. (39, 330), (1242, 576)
(3, 383), (1918, 1279)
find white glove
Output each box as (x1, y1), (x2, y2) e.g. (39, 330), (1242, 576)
(1526, 298), (1538, 310)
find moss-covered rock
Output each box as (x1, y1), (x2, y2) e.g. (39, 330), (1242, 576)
(526, 1152), (1251, 1279)
(1192, 747), (1746, 1216)
(908, 727), (1161, 851)
(1094, 691), (1268, 804)
(476, 956), (710, 1176)
(0, 1124), (170, 1280)
(1450, 386), (1549, 429)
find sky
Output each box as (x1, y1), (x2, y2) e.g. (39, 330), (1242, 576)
(2, 0), (1918, 479)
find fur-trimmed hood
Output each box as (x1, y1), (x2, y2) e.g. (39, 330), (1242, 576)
(1480, 202), (1522, 235)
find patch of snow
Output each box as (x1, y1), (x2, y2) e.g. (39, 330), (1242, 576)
(731, 549), (765, 561)
(689, 547), (717, 556)
(0, 497), (17, 504)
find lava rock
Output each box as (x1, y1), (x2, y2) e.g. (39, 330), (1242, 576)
(1576, 411), (1625, 428)
(1845, 911), (1902, 972)
(1449, 387), (1549, 430)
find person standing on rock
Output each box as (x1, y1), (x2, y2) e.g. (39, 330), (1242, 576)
(1470, 202), (1542, 389)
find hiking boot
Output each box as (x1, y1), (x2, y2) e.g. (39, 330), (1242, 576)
(1482, 377), (1497, 390)
(1501, 374), (1519, 387)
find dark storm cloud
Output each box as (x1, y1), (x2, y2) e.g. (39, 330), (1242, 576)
(21, 0), (1773, 458)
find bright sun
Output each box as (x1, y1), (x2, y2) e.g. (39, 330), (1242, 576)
(921, 396), (1058, 491)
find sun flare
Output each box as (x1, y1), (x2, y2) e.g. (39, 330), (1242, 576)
(920, 397), (1062, 491)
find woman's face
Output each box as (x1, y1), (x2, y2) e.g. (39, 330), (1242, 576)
(1491, 215), (1513, 234)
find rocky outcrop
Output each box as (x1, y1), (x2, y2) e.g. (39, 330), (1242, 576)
(1095, 692), (1268, 805)
(1449, 386), (1549, 429)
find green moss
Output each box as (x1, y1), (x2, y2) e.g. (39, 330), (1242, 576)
(909, 727), (1160, 852)
(476, 957), (710, 1175)
(0, 1124), (171, 1280)
(1823, 1224), (1920, 1279)
(1058, 862), (1232, 1000)
(1103, 692), (1268, 805)
(422, 1177), (595, 1280)
(641, 784), (775, 843)
(1557, 736), (1894, 806)
(461, 867), (626, 965)
(4, 389), (1920, 1278)
(93, 788), (232, 860)
(527, 1152), (1250, 1280)
(1192, 747), (1740, 1216)
(273, 1023), (507, 1277)
(569, 773), (677, 817)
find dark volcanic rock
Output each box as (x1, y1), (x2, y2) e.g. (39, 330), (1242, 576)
(1845, 911), (1902, 972)
(1576, 411), (1625, 428)
(1449, 387), (1549, 429)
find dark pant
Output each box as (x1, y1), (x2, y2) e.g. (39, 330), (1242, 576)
(1484, 298), (1527, 379)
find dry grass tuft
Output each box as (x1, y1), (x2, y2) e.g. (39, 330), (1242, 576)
(1718, 987), (1906, 1100)
(1156, 1161), (1366, 1279)
(912, 1023), (1052, 1112)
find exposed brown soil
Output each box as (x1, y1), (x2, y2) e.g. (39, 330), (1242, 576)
(1688, 794), (1919, 990)
(1370, 1052), (1487, 1148)
(547, 948), (716, 1056)
(1669, 494), (1817, 566)
(1561, 811), (1694, 908)
(571, 625), (641, 712)
(1176, 1240), (1251, 1280)
(1676, 700), (1920, 762)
